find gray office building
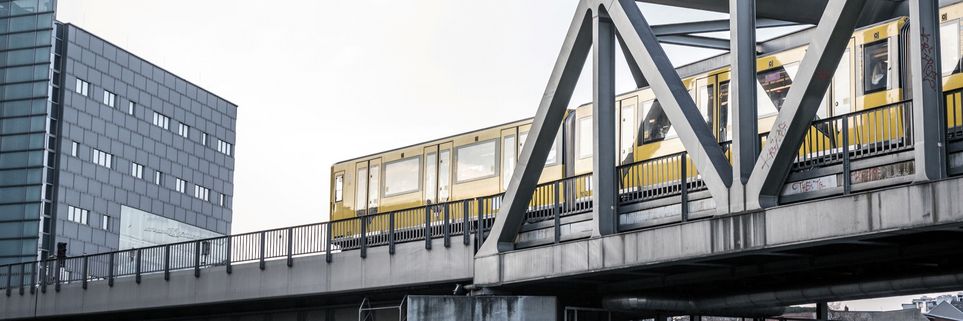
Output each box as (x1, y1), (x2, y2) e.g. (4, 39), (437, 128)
(0, 0), (237, 264)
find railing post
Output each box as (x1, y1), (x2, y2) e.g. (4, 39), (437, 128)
(389, 211), (396, 255)
(28, 262), (36, 294)
(195, 241), (202, 277)
(424, 206), (432, 250)
(842, 117), (852, 194)
(135, 248), (141, 284)
(476, 199), (484, 250)
(259, 231), (266, 270)
(40, 260), (48, 293)
(82, 257), (88, 289)
(360, 217), (368, 258)
(462, 200), (471, 246)
(325, 223), (333, 263)
(443, 203), (451, 248)
(287, 227), (294, 267)
(19, 263), (26, 295)
(554, 181), (561, 244)
(164, 245), (171, 281)
(225, 236), (233, 274)
(6, 264), (12, 296)
(108, 252), (115, 287)
(680, 152), (689, 222)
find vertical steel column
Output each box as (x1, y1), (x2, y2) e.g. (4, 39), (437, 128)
(681, 152), (690, 221)
(554, 181), (561, 243)
(909, 0), (947, 181)
(164, 245), (171, 280)
(18, 263), (25, 295)
(82, 257), (88, 289)
(40, 260), (47, 293)
(6, 264), (12, 296)
(816, 302), (829, 320)
(729, 0), (758, 213)
(29, 262), (36, 294)
(593, 6), (619, 237)
(842, 118), (852, 193)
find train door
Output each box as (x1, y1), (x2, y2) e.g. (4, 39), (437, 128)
(500, 128), (518, 190)
(832, 39), (856, 117)
(422, 142), (453, 204)
(619, 96), (639, 164)
(354, 158), (381, 216)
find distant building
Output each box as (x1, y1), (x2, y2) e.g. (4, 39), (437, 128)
(925, 301), (963, 321)
(0, 0), (237, 264)
(907, 293), (963, 314)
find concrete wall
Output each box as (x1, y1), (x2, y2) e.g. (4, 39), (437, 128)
(0, 238), (475, 319)
(406, 295), (556, 321)
(475, 176), (963, 286)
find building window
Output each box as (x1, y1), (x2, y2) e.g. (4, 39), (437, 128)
(70, 141), (78, 157)
(194, 185), (210, 201)
(131, 162), (144, 179)
(101, 215), (110, 230)
(127, 101), (136, 115)
(152, 112), (170, 130)
(154, 171), (163, 185)
(67, 206), (89, 225)
(92, 149), (112, 168)
(75, 79), (88, 96)
(103, 90), (116, 107)
(201, 132), (208, 146)
(217, 139), (233, 156)
(175, 178), (186, 193)
(178, 123), (190, 138)
(218, 193), (226, 207)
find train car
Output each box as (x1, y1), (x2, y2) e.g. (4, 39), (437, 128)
(329, 2), (963, 237)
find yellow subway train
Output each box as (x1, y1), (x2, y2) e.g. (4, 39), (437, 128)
(329, 3), (963, 234)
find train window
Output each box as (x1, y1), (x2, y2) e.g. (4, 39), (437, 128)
(620, 103), (637, 163)
(455, 140), (497, 182)
(355, 167), (367, 210)
(863, 40), (889, 94)
(718, 81), (731, 140)
(368, 165), (380, 208)
(640, 99), (676, 143)
(519, 131), (559, 165)
(334, 174), (343, 202)
(502, 135), (516, 189)
(383, 156), (421, 197)
(576, 117), (593, 159)
(833, 49), (852, 115)
(756, 62), (798, 116)
(438, 150), (451, 202)
(941, 20), (961, 76)
(424, 152), (437, 203)
(697, 79), (714, 129)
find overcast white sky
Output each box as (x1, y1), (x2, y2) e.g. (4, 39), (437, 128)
(55, 0), (959, 311)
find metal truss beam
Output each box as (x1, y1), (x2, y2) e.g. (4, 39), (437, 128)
(607, 0), (733, 209)
(651, 18), (797, 36)
(476, 2), (594, 255)
(656, 34), (735, 51)
(618, 33), (649, 88)
(746, 0), (868, 209)
(594, 8), (619, 236)
(728, 0), (757, 213)
(909, 0), (948, 181)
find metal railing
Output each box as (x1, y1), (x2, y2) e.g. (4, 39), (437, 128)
(0, 99), (942, 295)
(791, 101), (913, 173)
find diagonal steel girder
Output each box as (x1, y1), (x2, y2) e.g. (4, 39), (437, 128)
(745, 0), (868, 209)
(476, 1), (594, 255)
(477, 0), (733, 256)
(606, 0), (733, 208)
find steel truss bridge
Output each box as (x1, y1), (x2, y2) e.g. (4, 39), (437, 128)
(3, 0), (963, 320)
